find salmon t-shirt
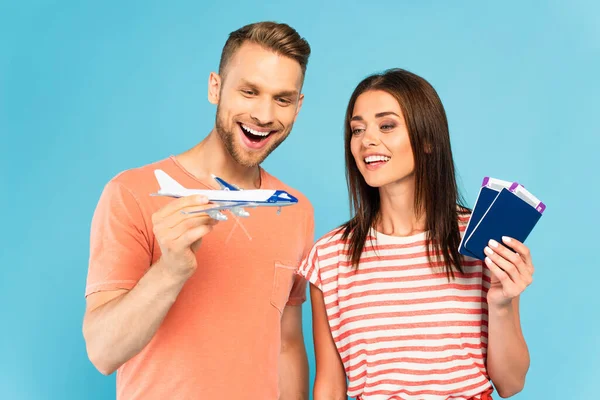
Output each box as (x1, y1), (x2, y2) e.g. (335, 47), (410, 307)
(86, 156), (314, 400)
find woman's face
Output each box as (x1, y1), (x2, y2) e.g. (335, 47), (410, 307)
(349, 90), (415, 188)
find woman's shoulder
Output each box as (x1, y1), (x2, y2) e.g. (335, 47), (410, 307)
(298, 225), (350, 286)
(312, 225), (349, 252)
(457, 205), (472, 229)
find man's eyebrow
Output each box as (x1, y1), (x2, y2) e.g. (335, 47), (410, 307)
(239, 79), (260, 90)
(239, 79), (299, 97)
(275, 89), (299, 98)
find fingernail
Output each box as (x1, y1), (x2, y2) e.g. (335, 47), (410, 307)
(484, 246), (493, 255)
(502, 236), (512, 243)
(489, 239), (499, 248)
(485, 257), (492, 264)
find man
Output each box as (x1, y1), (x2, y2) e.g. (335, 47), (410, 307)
(83, 21), (313, 400)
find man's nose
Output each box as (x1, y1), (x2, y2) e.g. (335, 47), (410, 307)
(249, 97), (275, 126)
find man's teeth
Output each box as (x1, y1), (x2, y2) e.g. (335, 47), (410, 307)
(364, 155), (391, 163)
(242, 124), (270, 137)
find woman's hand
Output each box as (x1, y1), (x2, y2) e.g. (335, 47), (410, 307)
(484, 236), (534, 309)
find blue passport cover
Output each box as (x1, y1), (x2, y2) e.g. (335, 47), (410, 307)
(464, 188), (542, 260)
(458, 186), (501, 258)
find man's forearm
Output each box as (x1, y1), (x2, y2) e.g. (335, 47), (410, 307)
(279, 339), (309, 400)
(486, 301), (530, 397)
(83, 259), (190, 375)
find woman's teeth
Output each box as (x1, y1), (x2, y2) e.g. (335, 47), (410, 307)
(364, 155), (390, 164)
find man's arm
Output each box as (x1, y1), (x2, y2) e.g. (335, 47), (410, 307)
(279, 304), (309, 400)
(83, 194), (217, 375)
(83, 259), (191, 375)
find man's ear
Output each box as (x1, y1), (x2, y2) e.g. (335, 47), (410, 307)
(208, 72), (221, 104)
(293, 93), (304, 123)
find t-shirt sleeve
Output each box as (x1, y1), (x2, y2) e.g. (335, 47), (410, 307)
(297, 242), (322, 291)
(85, 179), (152, 297)
(296, 209), (322, 291)
(286, 206), (315, 306)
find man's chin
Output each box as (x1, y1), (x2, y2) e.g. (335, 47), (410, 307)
(232, 147), (268, 168)
(236, 157), (262, 168)
(233, 137), (282, 167)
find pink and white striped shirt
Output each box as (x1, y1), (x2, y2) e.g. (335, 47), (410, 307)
(298, 215), (493, 400)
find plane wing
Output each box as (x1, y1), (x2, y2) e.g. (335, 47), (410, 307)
(183, 201), (255, 220)
(182, 202), (252, 214)
(211, 174), (243, 191)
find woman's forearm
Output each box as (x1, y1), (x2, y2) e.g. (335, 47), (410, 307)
(486, 299), (530, 398)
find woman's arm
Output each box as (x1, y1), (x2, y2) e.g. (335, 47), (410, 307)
(483, 237), (533, 398)
(486, 297), (530, 397)
(310, 284), (348, 400)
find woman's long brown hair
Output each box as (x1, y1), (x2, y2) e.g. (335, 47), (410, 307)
(340, 68), (470, 279)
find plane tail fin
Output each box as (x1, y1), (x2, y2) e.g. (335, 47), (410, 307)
(154, 169), (186, 195)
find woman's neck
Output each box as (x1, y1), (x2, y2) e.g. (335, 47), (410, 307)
(376, 174), (426, 236)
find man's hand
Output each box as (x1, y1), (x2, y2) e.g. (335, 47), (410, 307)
(83, 195), (220, 375)
(152, 195), (220, 279)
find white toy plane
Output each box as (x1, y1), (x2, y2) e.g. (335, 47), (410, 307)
(150, 169), (298, 221)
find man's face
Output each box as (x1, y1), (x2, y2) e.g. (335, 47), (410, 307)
(209, 42), (305, 167)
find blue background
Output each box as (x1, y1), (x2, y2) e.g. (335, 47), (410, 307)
(2, 1), (598, 399)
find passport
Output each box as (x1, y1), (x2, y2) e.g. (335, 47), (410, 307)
(459, 177), (546, 261)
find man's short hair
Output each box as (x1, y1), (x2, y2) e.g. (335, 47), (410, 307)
(218, 21), (311, 79)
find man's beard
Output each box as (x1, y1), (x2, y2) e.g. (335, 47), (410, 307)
(214, 105), (291, 168)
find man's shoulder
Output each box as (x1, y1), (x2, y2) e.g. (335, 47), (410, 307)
(95, 157), (177, 216)
(107, 157), (173, 195)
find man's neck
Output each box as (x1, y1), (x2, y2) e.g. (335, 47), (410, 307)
(174, 129), (262, 189)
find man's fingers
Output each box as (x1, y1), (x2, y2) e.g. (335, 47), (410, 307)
(191, 238), (203, 253)
(170, 208), (216, 228)
(158, 205), (218, 230)
(176, 224), (215, 249)
(153, 195), (210, 221)
(167, 214), (218, 242)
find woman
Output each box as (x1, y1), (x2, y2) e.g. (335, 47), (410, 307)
(298, 68), (533, 400)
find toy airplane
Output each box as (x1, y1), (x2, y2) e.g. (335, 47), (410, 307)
(150, 169), (298, 221)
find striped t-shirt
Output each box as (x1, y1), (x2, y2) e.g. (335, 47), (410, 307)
(298, 215), (493, 400)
